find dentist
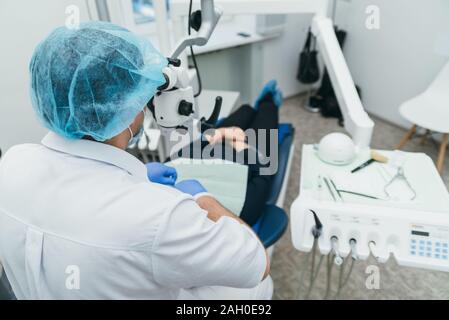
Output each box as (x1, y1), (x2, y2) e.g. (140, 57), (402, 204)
(0, 22), (271, 300)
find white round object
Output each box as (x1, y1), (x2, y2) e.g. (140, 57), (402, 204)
(317, 133), (356, 165)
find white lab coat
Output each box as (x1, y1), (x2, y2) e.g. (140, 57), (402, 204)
(0, 132), (271, 300)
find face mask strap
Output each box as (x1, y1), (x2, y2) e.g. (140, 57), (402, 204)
(128, 110), (145, 142)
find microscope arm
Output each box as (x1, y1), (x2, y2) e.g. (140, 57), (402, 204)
(311, 15), (374, 148)
(171, 0), (223, 59)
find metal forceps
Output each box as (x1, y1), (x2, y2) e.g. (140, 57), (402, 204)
(384, 167), (417, 201)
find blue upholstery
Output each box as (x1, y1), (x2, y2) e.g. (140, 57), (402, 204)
(266, 124), (294, 205)
(255, 205), (289, 248)
(253, 123), (294, 248)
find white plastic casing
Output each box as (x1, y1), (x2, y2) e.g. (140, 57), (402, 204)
(291, 196), (449, 272)
(152, 87), (196, 128)
(317, 133), (356, 165)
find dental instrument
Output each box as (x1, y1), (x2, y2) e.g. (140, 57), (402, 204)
(351, 150), (389, 173)
(323, 176), (337, 202)
(337, 190), (380, 200)
(384, 167), (417, 201)
(329, 178), (343, 201)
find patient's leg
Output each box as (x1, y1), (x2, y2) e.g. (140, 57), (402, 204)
(216, 104), (256, 130)
(239, 164), (273, 225)
(248, 96), (279, 132)
(238, 95), (280, 225)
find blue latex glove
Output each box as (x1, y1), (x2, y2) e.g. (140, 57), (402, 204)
(174, 180), (208, 198)
(254, 79), (283, 109)
(146, 162), (177, 186)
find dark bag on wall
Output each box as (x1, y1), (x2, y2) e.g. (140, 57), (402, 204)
(308, 27), (362, 126)
(297, 29), (320, 84)
(317, 28), (347, 123)
(320, 84), (362, 126)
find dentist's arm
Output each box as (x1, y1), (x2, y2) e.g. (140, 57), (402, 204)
(196, 195), (250, 225)
(175, 180), (270, 279)
(196, 195), (270, 279)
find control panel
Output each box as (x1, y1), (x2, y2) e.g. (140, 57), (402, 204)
(291, 197), (449, 272)
(410, 224), (449, 260)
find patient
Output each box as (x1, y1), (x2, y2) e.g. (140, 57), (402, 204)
(169, 80), (285, 226)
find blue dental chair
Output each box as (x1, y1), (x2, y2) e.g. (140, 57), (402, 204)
(252, 124), (294, 248)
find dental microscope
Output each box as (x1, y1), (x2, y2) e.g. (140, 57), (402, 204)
(147, 0), (223, 136)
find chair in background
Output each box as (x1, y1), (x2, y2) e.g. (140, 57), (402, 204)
(397, 60), (449, 173)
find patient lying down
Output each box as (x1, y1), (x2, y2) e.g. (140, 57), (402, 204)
(168, 81), (286, 226)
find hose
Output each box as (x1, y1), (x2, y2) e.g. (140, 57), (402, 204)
(304, 253), (324, 300)
(188, 0), (202, 98)
(297, 210), (324, 299)
(296, 244), (312, 299)
(334, 239), (357, 299)
(324, 253), (334, 299)
(334, 257), (355, 299)
(298, 237), (325, 300)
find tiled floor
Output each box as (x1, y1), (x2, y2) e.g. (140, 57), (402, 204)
(272, 94), (449, 300)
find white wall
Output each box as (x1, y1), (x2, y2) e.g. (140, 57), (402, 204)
(0, 0), (96, 154)
(5, 0), (445, 154)
(335, 0), (449, 128)
(261, 14), (315, 98)
(194, 14), (316, 102)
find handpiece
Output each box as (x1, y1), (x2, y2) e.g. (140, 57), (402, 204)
(310, 210), (323, 239)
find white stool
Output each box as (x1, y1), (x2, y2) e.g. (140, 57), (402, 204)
(397, 60), (449, 173)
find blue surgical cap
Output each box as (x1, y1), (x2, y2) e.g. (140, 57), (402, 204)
(29, 21), (168, 141)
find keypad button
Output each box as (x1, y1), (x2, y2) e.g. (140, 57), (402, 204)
(443, 249), (448, 254)
(420, 240), (425, 245)
(419, 252), (425, 257)
(410, 245), (416, 250)
(435, 242), (441, 247)
(443, 243), (448, 248)
(427, 241), (432, 246)
(410, 251), (416, 256)
(411, 239), (416, 244)
(435, 248), (441, 253)
(426, 253), (432, 258)
(435, 254), (441, 259)
(443, 255), (448, 260)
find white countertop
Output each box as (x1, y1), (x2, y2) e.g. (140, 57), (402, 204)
(300, 145), (449, 213)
